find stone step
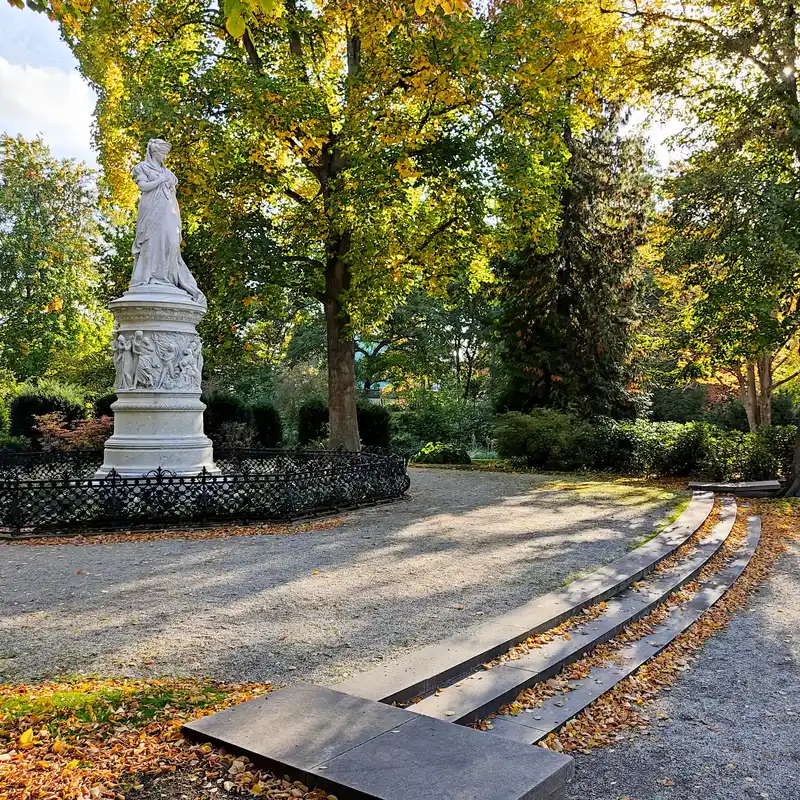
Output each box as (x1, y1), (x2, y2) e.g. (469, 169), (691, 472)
(338, 491), (715, 705)
(183, 683), (575, 800)
(410, 498), (736, 725)
(688, 480), (780, 497)
(487, 515), (761, 745)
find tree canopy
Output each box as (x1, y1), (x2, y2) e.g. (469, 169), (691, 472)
(22, 0), (635, 447)
(0, 135), (110, 382)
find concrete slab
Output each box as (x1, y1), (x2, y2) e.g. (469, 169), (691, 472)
(183, 683), (418, 771)
(184, 683), (574, 800)
(338, 492), (714, 705)
(317, 714), (573, 800)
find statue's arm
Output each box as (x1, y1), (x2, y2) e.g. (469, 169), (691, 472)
(135, 174), (167, 192)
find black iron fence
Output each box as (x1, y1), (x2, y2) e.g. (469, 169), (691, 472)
(0, 448), (410, 537)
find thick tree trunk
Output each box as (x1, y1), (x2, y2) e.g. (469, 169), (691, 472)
(323, 239), (360, 451)
(325, 298), (360, 450)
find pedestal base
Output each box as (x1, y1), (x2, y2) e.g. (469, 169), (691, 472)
(98, 285), (218, 478)
(96, 395), (217, 476)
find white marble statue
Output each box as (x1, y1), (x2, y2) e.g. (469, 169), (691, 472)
(130, 138), (205, 304)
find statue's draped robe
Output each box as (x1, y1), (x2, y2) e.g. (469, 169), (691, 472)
(130, 159), (203, 302)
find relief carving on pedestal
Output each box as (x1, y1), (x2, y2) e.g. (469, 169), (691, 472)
(112, 330), (203, 392)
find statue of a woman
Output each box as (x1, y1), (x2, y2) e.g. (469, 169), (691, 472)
(130, 138), (205, 304)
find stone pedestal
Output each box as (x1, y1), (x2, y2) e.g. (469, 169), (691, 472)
(96, 284), (217, 477)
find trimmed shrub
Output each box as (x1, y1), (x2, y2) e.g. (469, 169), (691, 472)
(202, 392), (249, 441)
(495, 410), (575, 469)
(298, 398), (329, 445)
(93, 391), (117, 418)
(357, 403), (391, 449)
(9, 380), (86, 447)
(411, 441), (471, 465)
(213, 421), (257, 450)
(248, 400), (283, 447)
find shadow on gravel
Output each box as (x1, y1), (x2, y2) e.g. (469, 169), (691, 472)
(0, 470), (687, 685)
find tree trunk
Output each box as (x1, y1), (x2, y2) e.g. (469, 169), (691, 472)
(325, 297), (360, 450)
(737, 363), (759, 433)
(324, 236), (360, 451)
(757, 354), (773, 427)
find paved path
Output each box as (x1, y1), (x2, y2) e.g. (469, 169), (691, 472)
(567, 539), (800, 800)
(0, 469), (683, 686)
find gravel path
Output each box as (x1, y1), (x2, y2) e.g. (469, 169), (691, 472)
(567, 539), (800, 800)
(0, 468), (683, 686)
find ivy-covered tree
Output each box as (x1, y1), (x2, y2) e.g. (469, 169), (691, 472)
(496, 112), (652, 418)
(0, 135), (110, 381)
(16, 0), (634, 448)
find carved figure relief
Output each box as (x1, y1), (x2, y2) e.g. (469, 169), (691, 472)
(130, 138), (205, 305)
(113, 330), (203, 392)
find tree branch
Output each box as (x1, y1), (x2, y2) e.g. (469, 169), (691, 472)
(772, 369), (800, 389)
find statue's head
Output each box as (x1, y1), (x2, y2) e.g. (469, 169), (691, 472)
(146, 138), (172, 163)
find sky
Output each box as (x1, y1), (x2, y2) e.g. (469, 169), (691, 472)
(0, 4), (682, 172)
(0, 3), (98, 166)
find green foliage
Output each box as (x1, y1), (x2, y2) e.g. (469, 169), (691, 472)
(411, 442), (471, 465)
(389, 389), (494, 455)
(651, 385), (707, 423)
(201, 392), (249, 442)
(497, 112), (651, 419)
(0, 434), (30, 452)
(0, 398), (9, 435)
(93, 391), (117, 418)
(8, 380), (86, 446)
(356, 404), (391, 450)
(494, 410), (574, 469)
(248, 400), (283, 448)
(494, 409), (795, 480)
(0, 135), (111, 381)
(659, 157), (800, 375)
(297, 398), (329, 446)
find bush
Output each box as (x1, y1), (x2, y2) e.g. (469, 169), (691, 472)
(357, 403), (391, 449)
(494, 410), (796, 481)
(411, 441), (471, 465)
(495, 410), (576, 469)
(389, 390), (494, 451)
(34, 413), (113, 451)
(9, 380), (86, 447)
(248, 400), (283, 447)
(202, 392), (249, 440)
(651, 385), (707, 422)
(0, 434), (31, 452)
(93, 391), (117, 418)
(298, 398), (329, 445)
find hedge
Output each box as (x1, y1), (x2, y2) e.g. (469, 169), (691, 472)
(494, 410), (796, 481)
(297, 399), (392, 449)
(248, 400), (283, 447)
